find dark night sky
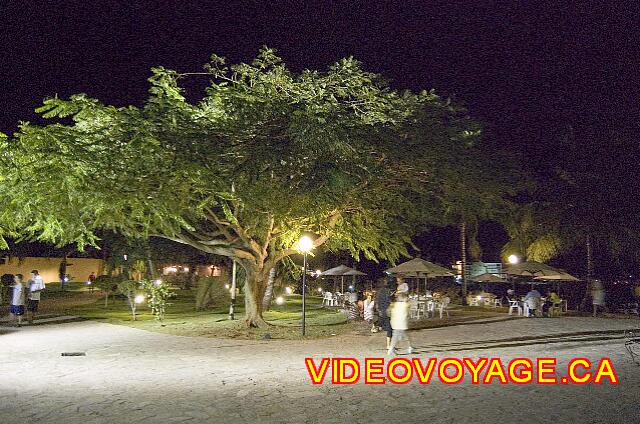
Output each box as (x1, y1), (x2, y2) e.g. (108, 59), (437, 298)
(2, 1), (639, 272)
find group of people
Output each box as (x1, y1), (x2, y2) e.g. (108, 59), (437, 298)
(507, 288), (561, 317)
(3, 270), (46, 326)
(374, 277), (413, 356)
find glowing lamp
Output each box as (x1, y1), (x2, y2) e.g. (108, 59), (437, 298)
(275, 296), (285, 305)
(134, 294), (145, 304)
(298, 235), (313, 253)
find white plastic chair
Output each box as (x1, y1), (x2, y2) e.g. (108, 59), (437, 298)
(409, 300), (422, 319)
(322, 292), (335, 307)
(439, 297), (450, 319)
(508, 300), (522, 316)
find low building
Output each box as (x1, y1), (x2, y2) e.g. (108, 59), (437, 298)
(0, 256), (104, 284)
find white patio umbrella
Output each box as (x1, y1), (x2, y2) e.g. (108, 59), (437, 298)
(319, 265), (366, 293)
(386, 258), (454, 295)
(471, 273), (508, 284)
(505, 261), (577, 279)
(505, 261), (579, 290)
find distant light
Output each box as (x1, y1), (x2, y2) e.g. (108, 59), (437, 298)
(317, 287), (323, 292)
(225, 284), (230, 289)
(285, 287), (293, 294)
(183, 267), (189, 272)
(275, 296), (285, 305)
(134, 294), (145, 304)
(63, 277), (69, 283)
(348, 285), (354, 290)
(86, 281), (91, 285)
(298, 236), (314, 253)
(154, 279), (162, 286)
(477, 295), (482, 300)
(508, 255), (519, 264)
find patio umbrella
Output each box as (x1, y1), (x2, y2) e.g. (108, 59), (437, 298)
(472, 273), (508, 283)
(386, 258), (454, 295)
(505, 261), (578, 290)
(505, 261), (577, 279)
(533, 272), (580, 281)
(319, 265), (366, 293)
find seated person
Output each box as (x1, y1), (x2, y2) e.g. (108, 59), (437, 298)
(524, 289), (542, 317)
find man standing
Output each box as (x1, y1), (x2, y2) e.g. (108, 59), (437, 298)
(88, 272), (97, 292)
(375, 279), (393, 350)
(27, 270), (46, 324)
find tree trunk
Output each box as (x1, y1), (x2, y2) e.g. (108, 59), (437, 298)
(460, 222), (468, 304)
(580, 234), (594, 311)
(262, 268), (276, 311)
(244, 268), (270, 328)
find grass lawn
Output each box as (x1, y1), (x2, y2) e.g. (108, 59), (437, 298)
(24, 283), (519, 339)
(65, 288), (354, 340)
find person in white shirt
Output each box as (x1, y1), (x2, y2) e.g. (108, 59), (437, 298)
(387, 293), (413, 356)
(395, 277), (409, 295)
(27, 269), (46, 324)
(10, 274), (25, 327)
(363, 293), (376, 332)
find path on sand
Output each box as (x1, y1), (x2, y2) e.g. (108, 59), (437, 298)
(1, 317), (639, 423)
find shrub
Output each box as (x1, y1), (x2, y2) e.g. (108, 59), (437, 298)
(141, 279), (174, 321)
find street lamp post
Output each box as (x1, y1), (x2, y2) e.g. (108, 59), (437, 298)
(298, 235), (314, 337)
(228, 260), (237, 320)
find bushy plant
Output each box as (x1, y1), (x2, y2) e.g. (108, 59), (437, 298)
(141, 279), (174, 321)
(95, 274), (124, 307)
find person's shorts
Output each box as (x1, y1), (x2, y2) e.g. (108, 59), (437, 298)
(10, 305), (24, 316)
(27, 299), (39, 313)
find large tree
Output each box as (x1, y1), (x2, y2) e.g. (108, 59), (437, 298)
(501, 129), (640, 290)
(1, 48), (514, 326)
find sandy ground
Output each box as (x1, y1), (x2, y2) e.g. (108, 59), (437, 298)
(1, 316), (639, 424)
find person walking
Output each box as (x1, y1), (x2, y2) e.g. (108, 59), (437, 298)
(10, 274), (25, 327)
(375, 279), (393, 350)
(387, 293), (412, 356)
(363, 293), (376, 332)
(27, 270), (46, 324)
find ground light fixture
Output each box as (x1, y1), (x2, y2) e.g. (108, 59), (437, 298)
(298, 235), (314, 336)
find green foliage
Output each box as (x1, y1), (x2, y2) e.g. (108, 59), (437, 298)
(502, 130), (640, 266)
(94, 274), (121, 306)
(0, 47), (519, 323)
(141, 279), (174, 321)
